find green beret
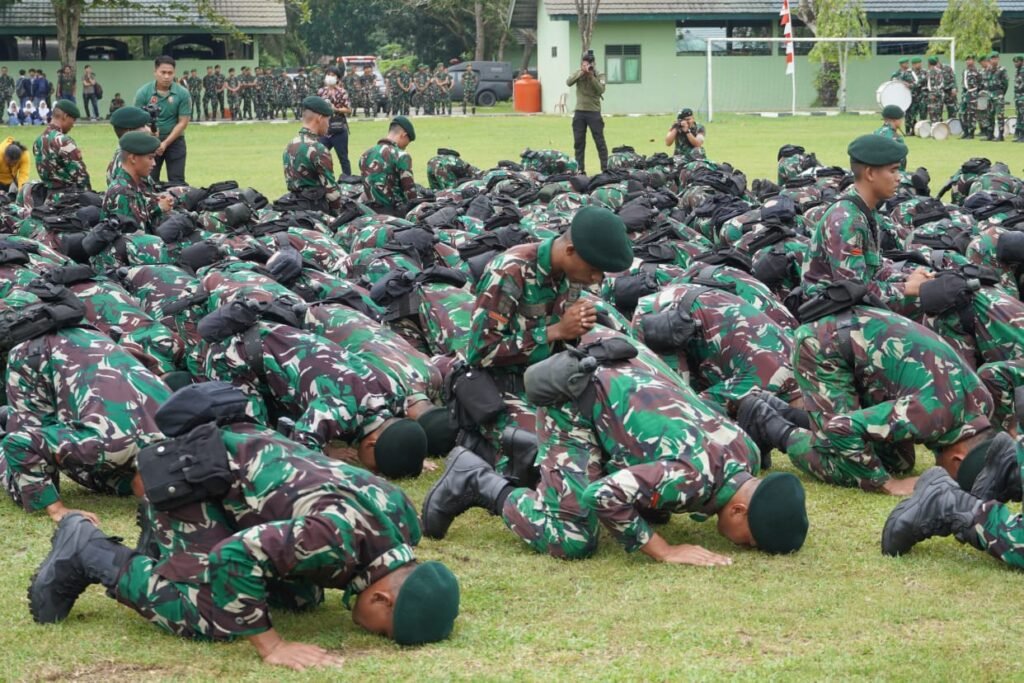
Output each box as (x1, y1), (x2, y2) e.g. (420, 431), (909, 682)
(392, 561), (460, 645)
(956, 435), (995, 491)
(748, 472), (809, 554)
(570, 206), (633, 273)
(301, 95), (333, 117)
(374, 418), (427, 478)
(1014, 56), (1024, 63)
(990, 51), (1000, 59)
(910, 57), (922, 64)
(898, 58), (909, 64)
(966, 55), (976, 60)
(436, 62), (444, 68)
(391, 115), (416, 142)
(927, 56), (938, 65)
(417, 407), (457, 456)
(110, 106), (151, 130)
(848, 134), (908, 166)
(119, 131), (160, 155)
(881, 104), (904, 120)
(54, 99), (81, 119)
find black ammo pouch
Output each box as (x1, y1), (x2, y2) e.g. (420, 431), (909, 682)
(0, 244), (32, 267)
(639, 287), (706, 353)
(272, 187), (328, 213)
(695, 248), (753, 273)
(444, 362), (506, 429)
(41, 264), (95, 286)
(222, 202), (253, 230)
(997, 232), (1024, 265)
(136, 422), (233, 512)
(911, 224), (972, 255)
(155, 381), (252, 437)
(579, 337), (639, 364)
(797, 280), (886, 325)
(162, 290), (210, 317)
(777, 144), (805, 160)
(0, 287), (87, 352)
(910, 199), (950, 228)
(612, 269), (660, 316)
(197, 299), (263, 343)
(81, 219), (126, 257)
(751, 245), (793, 291)
(370, 270), (421, 321)
(154, 212), (198, 244)
(437, 147), (461, 158)
(266, 238), (305, 285)
(961, 157), (992, 176)
(177, 240), (225, 273)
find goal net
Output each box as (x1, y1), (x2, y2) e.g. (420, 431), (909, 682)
(700, 36), (956, 120)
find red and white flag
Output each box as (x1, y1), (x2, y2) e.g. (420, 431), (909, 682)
(780, 0), (795, 75)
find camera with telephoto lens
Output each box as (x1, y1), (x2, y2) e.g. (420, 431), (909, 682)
(583, 50), (595, 71)
(142, 102), (160, 134)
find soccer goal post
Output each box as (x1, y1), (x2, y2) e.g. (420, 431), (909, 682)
(705, 36), (956, 121)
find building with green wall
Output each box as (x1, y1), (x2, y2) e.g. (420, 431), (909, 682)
(0, 0), (284, 112)
(513, 0), (1024, 115)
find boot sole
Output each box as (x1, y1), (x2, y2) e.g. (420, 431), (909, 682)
(420, 448), (474, 540)
(28, 513), (90, 624)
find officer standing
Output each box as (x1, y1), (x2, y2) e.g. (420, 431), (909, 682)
(985, 51), (1009, 142)
(960, 55), (982, 139)
(939, 55), (958, 119)
(892, 58), (916, 133)
(1013, 55), (1023, 143)
(134, 56), (191, 184)
(358, 116), (416, 215)
(461, 61), (478, 115)
(566, 50), (607, 174)
(225, 68), (240, 120)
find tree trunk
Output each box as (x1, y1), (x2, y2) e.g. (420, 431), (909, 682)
(497, 30), (507, 61)
(474, 0), (486, 62)
(838, 44), (849, 113)
(53, 0), (83, 73)
(519, 31), (536, 72)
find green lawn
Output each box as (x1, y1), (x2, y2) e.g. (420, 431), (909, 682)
(4, 113), (1024, 681)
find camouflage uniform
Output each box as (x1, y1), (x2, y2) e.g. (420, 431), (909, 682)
(114, 422), (421, 640)
(462, 67), (478, 114)
(225, 73), (240, 119)
(202, 321), (407, 452)
(101, 165), (164, 231)
(186, 74), (203, 120)
(926, 64), (945, 123)
(892, 66), (917, 131)
(463, 238), (582, 469)
(202, 71), (217, 120)
(239, 70), (255, 120)
(1015, 62), (1024, 141)
(787, 305), (993, 491)
(802, 188), (912, 310)
(282, 127), (343, 213)
(358, 72), (376, 118)
(213, 70), (226, 117)
(358, 139), (415, 213)
(1, 326), (170, 512)
(32, 122), (91, 196)
(292, 71), (310, 119)
(941, 61), (958, 119)
(909, 66), (926, 133)
(436, 68), (453, 116)
(413, 68), (430, 115)
(274, 70), (293, 120)
(961, 63), (983, 137)
(397, 68), (413, 116)
(872, 122), (906, 171)
(502, 327), (758, 559)
(0, 71), (14, 108)
(986, 61), (1009, 140)
(632, 283), (799, 411)
(427, 153), (479, 190)
(673, 122), (707, 163)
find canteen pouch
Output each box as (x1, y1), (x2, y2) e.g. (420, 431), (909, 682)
(639, 289), (705, 353)
(996, 231), (1024, 265)
(0, 290), (87, 351)
(580, 337), (638, 364)
(918, 272), (980, 316)
(137, 422), (233, 512)
(197, 299), (263, 343)
(797, 280), (885, 324)
(445, 363), (506, 428)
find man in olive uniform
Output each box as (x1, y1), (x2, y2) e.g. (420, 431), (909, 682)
(1013, 56), (1024, 142)
(202, 66), (217, 121)
(359, 66), (376, 118)
(398, 64), (413, 116)
(186, 69), (202, 121)
(985, 52), (1009, 142)
(908, 57), (927, 134)
(940, 55), (958, 120)
(413, 65), (430, 115)
(462, 62), (478, 115)
(225, 68), (240, 120)
(435, 64), (453, 116)
(239, 66), (255, 120)
(292, 67), (310, 120)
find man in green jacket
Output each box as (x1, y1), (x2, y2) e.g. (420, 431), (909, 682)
(566, 50), (607, 174)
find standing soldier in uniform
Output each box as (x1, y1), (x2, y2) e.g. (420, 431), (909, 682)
(292, 67), (310, 120)
(185, 69), (202, 121)
(343, 66), (359, 118)
(908, 57), (926, 134)
(225, 68), (241, 120)
(926, 56), (944, 123)
(255, 67), (269, 120)
(892, 58), (916, 133)
(239, 66), (255, 120)
(359, 65), (376, 118)
(212, 65), (226, 119)
(398, 63), (413, 116)
(462, 61), (478, 115)
(1012, 56), (1024, 143)
(202, 66), (217, 121)
(413, 64), (430, 115)
(436, 64), (453, 116)
(940, 55), (958, 119)
(985, 52), (1009, 142)
(960, 55), (982, 139)
(0, 66), (15, 110)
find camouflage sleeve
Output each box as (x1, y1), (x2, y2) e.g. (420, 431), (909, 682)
(2, 343), (60, 511)
(580, 459), (706, 552)
(822, 205), (907, 306)
(464, 260), (548, 367)
(397, 152), (416, 201)
(311, 144), (343, 212)
(292, 395), (364, 450)
(201, 339), (271, 425)
(61, 133), (91, 190)
(101, 185), (135, 221)
(205, 506), (417, 637)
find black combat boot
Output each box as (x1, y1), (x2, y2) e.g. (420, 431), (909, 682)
(29, 513), (136, 623)
(421, 447), (515, 539)
(752, 391), (811, 430)
(881, 467), (984, 557)
(0, 405), (9, 434)
(1014, 130), (1024, 143)
(736, 395), (798, 470)
(970, 432), (1023, 503)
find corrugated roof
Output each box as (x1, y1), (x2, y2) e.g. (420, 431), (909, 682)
(0, 0), (286, 30)
(542, 0), (1024, 15)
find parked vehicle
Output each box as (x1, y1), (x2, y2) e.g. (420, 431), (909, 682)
(448, 61), (513, 106)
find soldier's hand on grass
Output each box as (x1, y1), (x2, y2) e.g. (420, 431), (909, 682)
(642, 534), (733, 566)
(881, 476), (919, 497)
(904, 268), (934, 297)
(251, 630), (345, 672)
(45, 501), (99, 526)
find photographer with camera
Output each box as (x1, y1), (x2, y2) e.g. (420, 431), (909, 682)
(133, 55), (191, 185)
(566, 49), (607, 174)
(665, 108), (706, 163)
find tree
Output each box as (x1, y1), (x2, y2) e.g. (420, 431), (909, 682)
(929, 0), (1003, 59)
(794, 0), (870, 113)
(574, 0), (601, 53)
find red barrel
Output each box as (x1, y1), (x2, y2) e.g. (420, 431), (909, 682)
(514, 73), (541, 113)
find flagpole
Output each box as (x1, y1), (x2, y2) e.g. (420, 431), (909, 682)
(791, 56), (797, 115)
(781, 0), (796, 114)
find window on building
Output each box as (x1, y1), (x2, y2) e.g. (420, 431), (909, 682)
(876, 19), (938, 55)
(605, 44), (641, 83)
(676, 20), (773, 55)
(792, 20), (814, 56)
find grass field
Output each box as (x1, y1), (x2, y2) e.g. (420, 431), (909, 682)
(4, 113), (1024, 682)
